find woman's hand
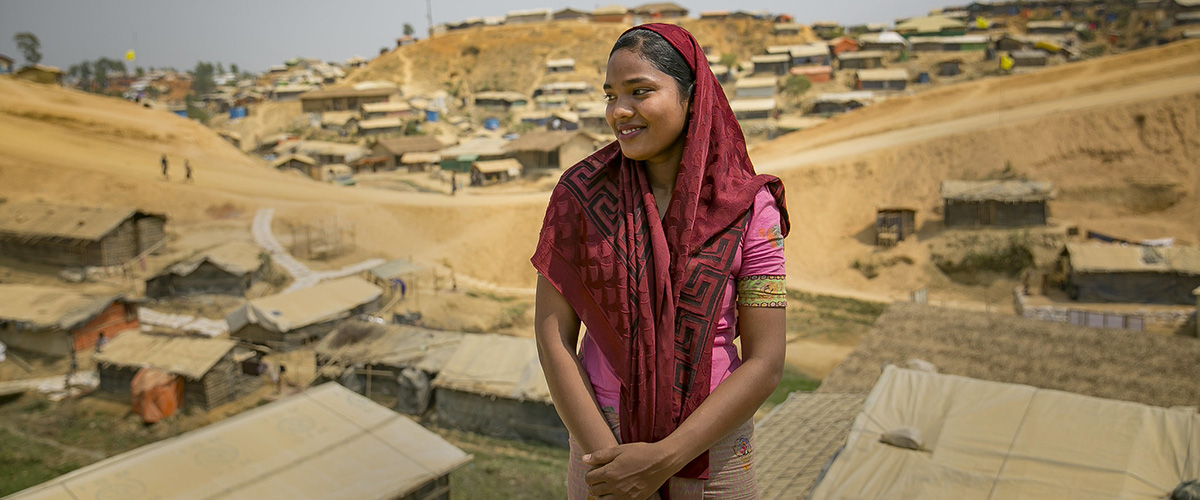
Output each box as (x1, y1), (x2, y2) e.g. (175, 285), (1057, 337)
(583, 442), (681, 500)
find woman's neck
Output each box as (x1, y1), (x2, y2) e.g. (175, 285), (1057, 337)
(644, 155), (680, 198)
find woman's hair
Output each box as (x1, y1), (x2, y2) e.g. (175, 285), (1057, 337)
(610, 29), (695, 98)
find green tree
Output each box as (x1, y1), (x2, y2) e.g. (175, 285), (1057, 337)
(14, 32), (42, 65)
(216, 62), (225, 75)
(719, 52), (737, 68)
(191, 61), (216, 94)
(403, 23), (415, 36)
(136, 66), (145, 77)
(230, 63), (239, 75)
(783, 74), (812, 96)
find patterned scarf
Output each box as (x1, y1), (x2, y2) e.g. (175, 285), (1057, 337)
(531, 23), (789, 481)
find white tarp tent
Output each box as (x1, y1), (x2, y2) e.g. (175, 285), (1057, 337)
(809, 366), (1200, 500)
(6, 383), (471, 500)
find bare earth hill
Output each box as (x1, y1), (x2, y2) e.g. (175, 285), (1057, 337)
(0, 37), (1197, 300)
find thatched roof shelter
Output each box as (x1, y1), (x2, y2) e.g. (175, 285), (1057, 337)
(819, 303), (1200, 408)
(755, 393), (867, 499)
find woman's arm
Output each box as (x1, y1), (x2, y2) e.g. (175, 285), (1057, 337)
(582, 305), (786, 499)
(534, 274), (621, 454)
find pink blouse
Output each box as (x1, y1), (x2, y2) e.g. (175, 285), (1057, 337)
(581, 186), (787, 412)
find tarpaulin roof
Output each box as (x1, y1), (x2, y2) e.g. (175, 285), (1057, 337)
(0, 284), (122, 330)
(367, 259), (426, 281)
(162, 239), (264, 278)
(1064, 242), (1200, 275)
(0, 201), (162, 242)
(503, 131), (589, 153)
(472, 158), (523, 175)
(856, 68), (910, 81)
(809, 366), (1200, 500)
(940, 179), (1055, 202)
(227, 276), (381, 334)
(313, 321), (463, 372)
(433, 334), (552, 403)
(5, 383), (471, 500)
(94, 330), (236, 380)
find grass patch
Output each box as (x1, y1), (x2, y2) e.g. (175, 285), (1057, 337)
(785, 290), (887, 345)
(762, 365), (821, 413)
(0, 428), (87, 496)
(436, 428), (569, 500)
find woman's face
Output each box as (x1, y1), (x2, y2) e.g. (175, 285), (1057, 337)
(603, 48), (689, 168)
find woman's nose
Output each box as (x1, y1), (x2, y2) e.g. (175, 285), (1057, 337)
(610, 100), (634, 119)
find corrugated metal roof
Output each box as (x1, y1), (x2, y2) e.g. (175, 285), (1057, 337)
(594, 4), (629, 15)
(1065, 243), (1200, 275)
(433, 334), (551, 402)
(546, 58), (576, 68)
(231, 277), (381, 333)
(0, 201), (161, 242)
(4, 383), (471, 500)
(940, 180), (1054, 202)
(856, 68), (909, 81)
(0, 284), (121, 330)
(93, 330), (235, 380)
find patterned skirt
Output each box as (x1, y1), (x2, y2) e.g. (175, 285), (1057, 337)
(567, 407), (758, 500)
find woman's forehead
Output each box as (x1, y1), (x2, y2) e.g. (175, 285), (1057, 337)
(605, 49), (670, 86)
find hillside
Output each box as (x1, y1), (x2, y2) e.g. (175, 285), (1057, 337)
(344, 18), (817, 98)
(1, 39), (1198, 302)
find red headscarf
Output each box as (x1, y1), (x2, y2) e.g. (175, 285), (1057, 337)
(531, 23), (789, 481)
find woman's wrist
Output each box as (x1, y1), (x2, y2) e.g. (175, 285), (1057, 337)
(657, 432), (703, 472)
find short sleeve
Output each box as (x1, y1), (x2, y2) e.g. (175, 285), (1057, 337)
(737, 188), (787, 308)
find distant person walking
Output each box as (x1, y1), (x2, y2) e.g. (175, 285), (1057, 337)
(95, 332), (108, 354)
(160, 154), (169, 180)
(451, 172), (458, 196)
(185, 160), (193, 183)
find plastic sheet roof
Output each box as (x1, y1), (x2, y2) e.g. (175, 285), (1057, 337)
(5, 383), (472, 500)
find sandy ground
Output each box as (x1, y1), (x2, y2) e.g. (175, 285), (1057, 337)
(1, 39), (1198, 378)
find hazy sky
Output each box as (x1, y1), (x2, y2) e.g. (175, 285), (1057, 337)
(0, 0), (951, 73)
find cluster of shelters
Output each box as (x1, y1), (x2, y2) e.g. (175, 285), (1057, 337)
(433, 2), (691, 32)
(755, 303), (1200, 498)
(313, 322), (567, 446)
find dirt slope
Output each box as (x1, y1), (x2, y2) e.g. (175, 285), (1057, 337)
(1, 40), (1197, 297)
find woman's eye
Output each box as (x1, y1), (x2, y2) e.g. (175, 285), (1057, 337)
(633, 88), (650, 96)
(603, 94), (616, 102)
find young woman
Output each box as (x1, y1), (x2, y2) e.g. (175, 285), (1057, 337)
(532, 24), (789, 500)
